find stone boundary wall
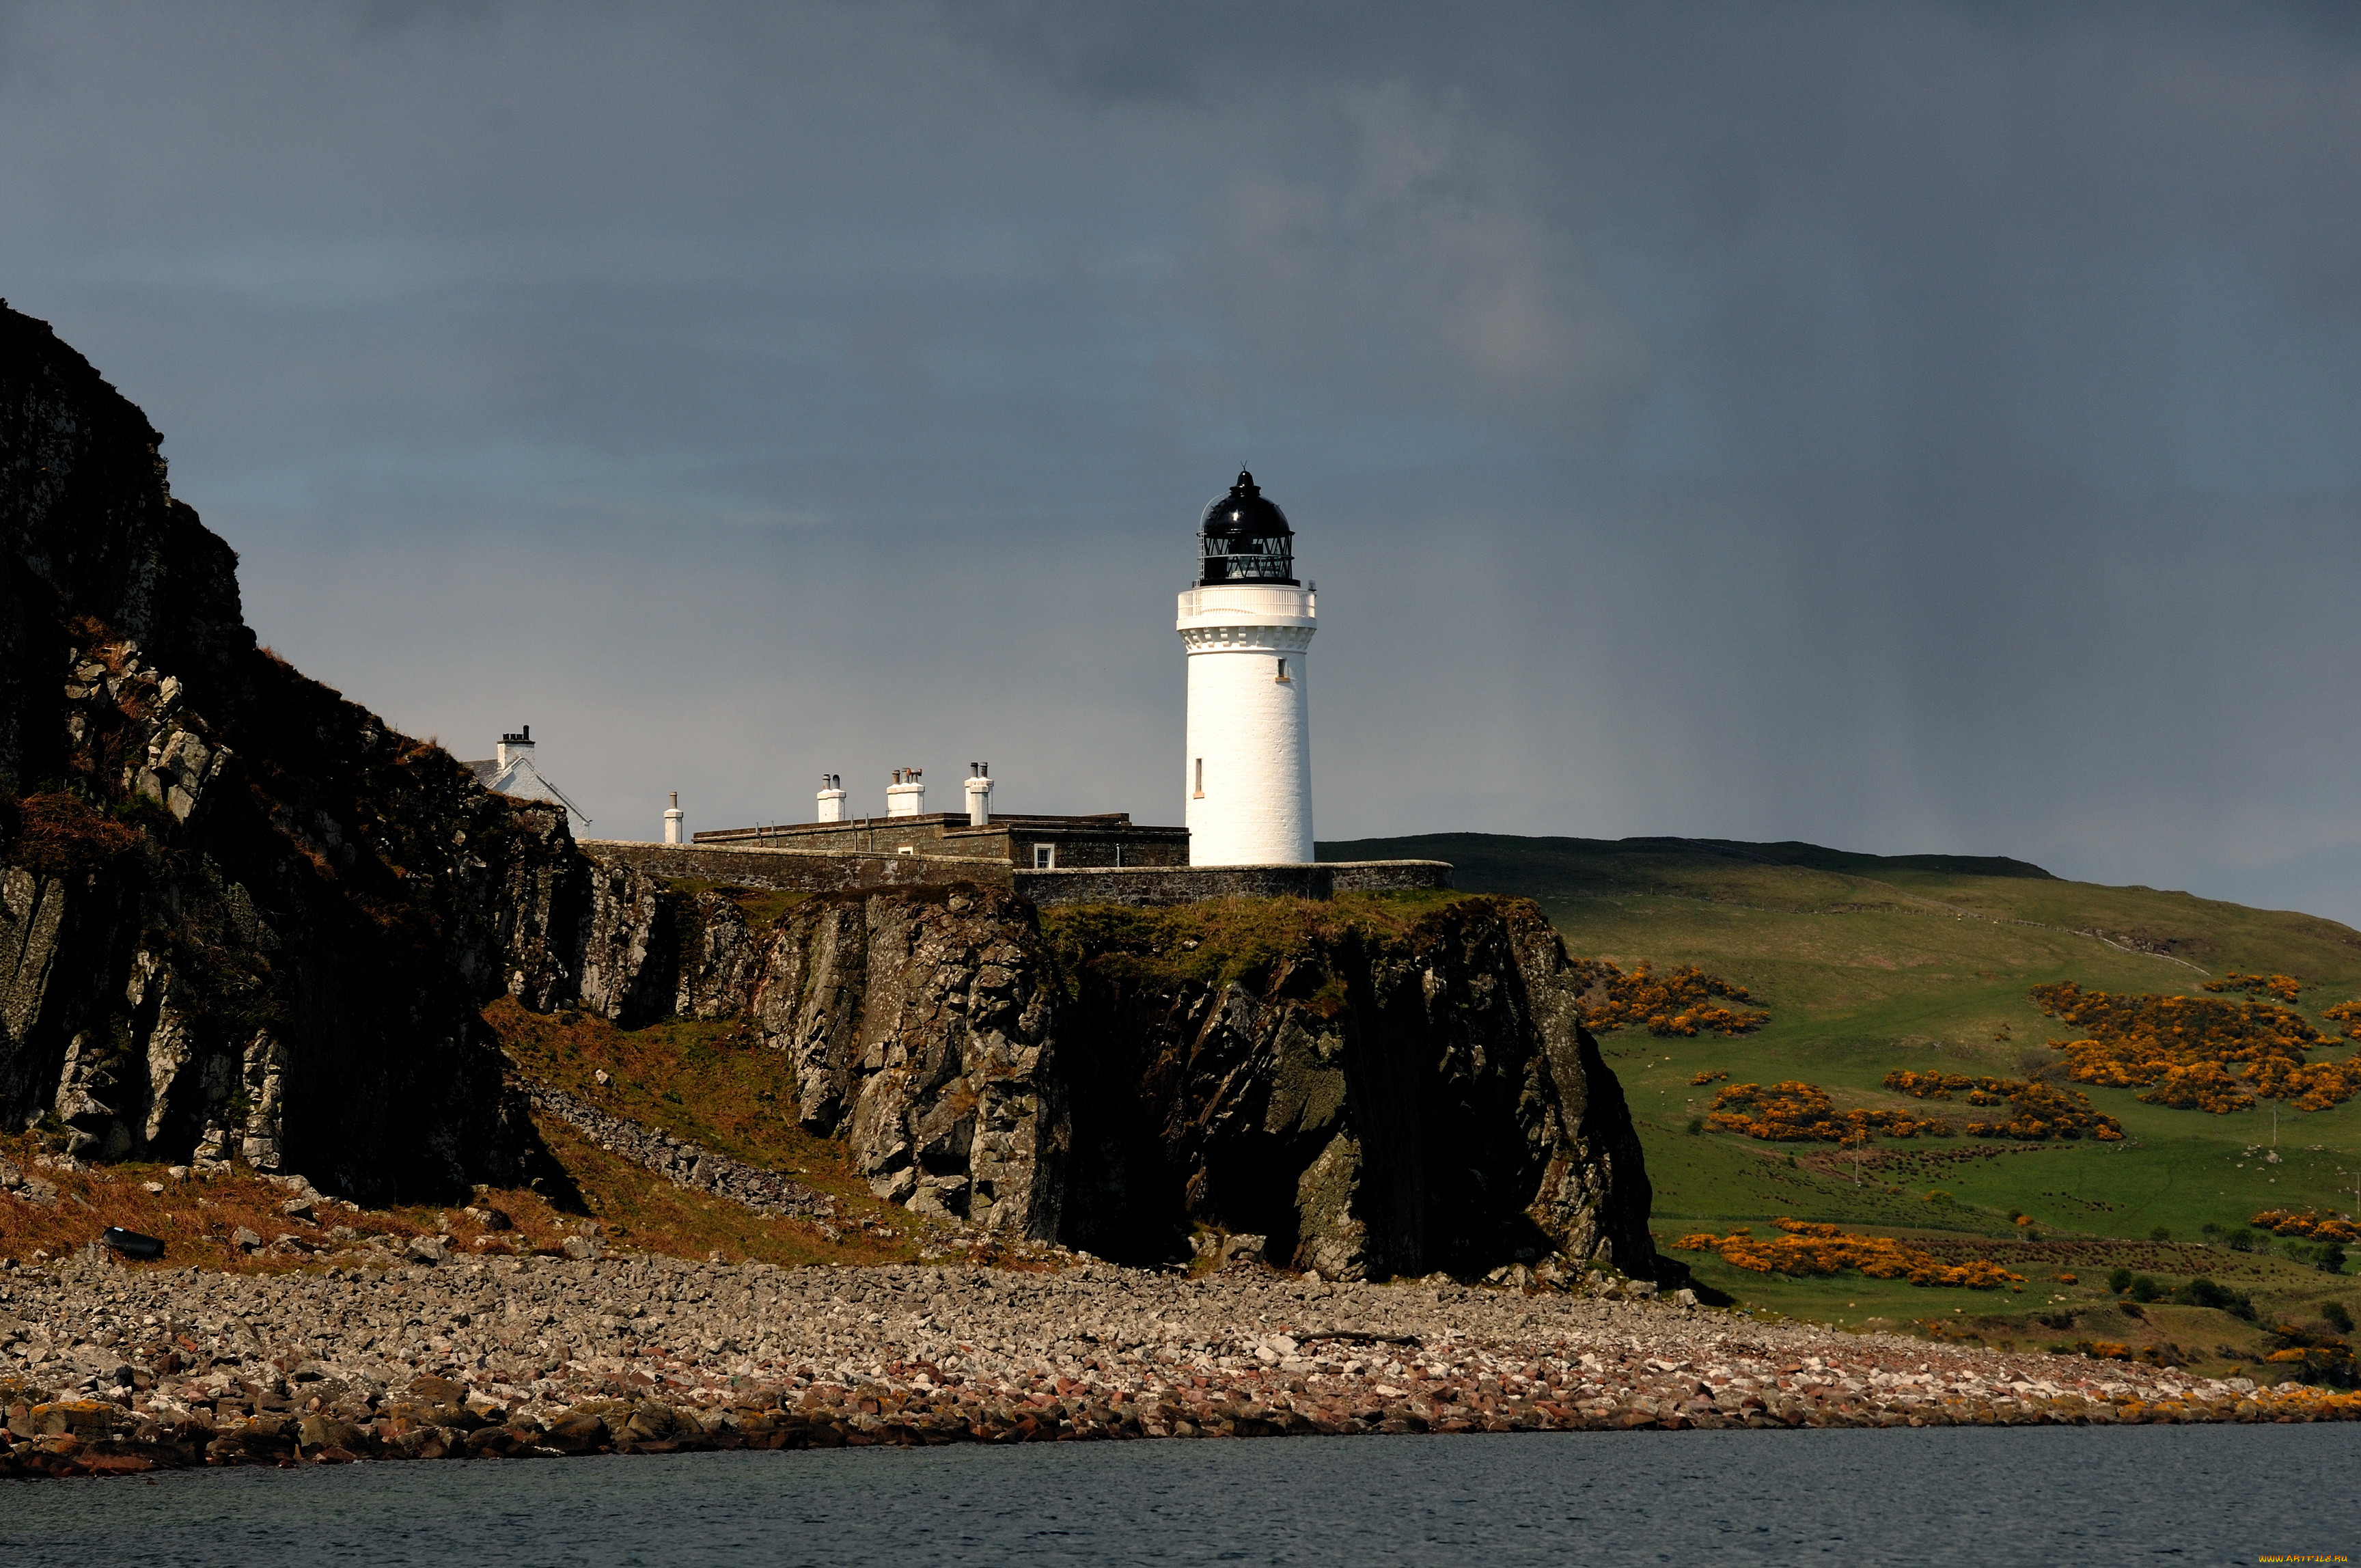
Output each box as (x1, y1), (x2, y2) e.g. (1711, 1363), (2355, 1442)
(1012, 860), (1453, 907)
(691, 816), (1191, 869)
(577, 841), (1450, 907)
(578, 840), (1016, 891)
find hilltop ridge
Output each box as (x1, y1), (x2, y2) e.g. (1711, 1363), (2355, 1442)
(1324, 831), (2058, 890)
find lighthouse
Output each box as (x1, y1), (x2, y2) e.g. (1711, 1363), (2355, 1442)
(1177, 470), (1315, 864)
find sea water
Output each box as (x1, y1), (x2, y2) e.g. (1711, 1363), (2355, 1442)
(3, 1425), (2351, 1566)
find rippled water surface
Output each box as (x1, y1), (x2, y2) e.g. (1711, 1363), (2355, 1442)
(5, 1425), (2353, 1566)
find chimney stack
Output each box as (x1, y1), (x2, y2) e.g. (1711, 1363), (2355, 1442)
(816, 773), (846, 823)
(662, 790), (685, 844)
(964, 761), (993, 827)
(885, 767), (925, 819)
(495, 724), (533, 770)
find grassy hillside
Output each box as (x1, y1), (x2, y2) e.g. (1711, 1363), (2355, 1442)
(1325, 832), (2361, 1362)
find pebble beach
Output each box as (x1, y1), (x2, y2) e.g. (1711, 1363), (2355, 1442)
(6, 1240), (2355, 1479)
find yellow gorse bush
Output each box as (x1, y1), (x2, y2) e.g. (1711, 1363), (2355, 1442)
(2250, 1208), (2361, 1244)
(2204, 972), (2304, 1003)
(2030, 980), (2361, 1113)
(1576, 960), (1769, 1038)
(1705, 1080), (1953, 1142)
(1674, 1218), (2024, 1289)
(1881, 1070), (2123, 1140)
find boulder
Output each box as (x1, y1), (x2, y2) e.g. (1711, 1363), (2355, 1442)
(296, 1415), (370, 1454)
(541, 1409), (608, 1453)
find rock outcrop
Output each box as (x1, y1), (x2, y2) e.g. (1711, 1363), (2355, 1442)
(521, 1080), (840, 1226)
(1051, 896), (1655, 1280)
(754, 885), (1066, 1237)
(0, 301), (567, 1197)
(539, 868), (1657, 1280)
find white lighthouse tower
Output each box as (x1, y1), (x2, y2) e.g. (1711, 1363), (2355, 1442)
(1176, 470), (1315, 864)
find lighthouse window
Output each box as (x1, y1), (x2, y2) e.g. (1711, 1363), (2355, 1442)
(1193, 758), (1204, 799)
(1274, 658), (1290, 683)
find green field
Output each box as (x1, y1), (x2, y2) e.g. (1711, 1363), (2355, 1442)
(1325, 832), (2361, 1362)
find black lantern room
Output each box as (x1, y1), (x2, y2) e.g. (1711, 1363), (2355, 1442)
(1195, 470), (1297, 586)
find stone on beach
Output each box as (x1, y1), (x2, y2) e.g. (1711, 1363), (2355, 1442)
(0, 1247), (2343, 1480)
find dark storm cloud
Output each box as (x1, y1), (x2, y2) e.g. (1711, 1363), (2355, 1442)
(2, 1), (2357, 916)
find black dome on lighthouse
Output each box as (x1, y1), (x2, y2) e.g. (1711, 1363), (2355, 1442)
(1195, 469), (1297, 586)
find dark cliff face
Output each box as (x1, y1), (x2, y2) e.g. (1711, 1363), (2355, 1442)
(0, 303), (569, 1197)
(0, 308), (249, 775)
(1046, 895), (1655, 1280)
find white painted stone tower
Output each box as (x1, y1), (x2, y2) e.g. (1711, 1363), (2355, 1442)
(662, 790), (685, 844)
(1177, 471), (1315, 864)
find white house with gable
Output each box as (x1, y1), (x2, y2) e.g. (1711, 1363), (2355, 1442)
(463, 724), (590, 828)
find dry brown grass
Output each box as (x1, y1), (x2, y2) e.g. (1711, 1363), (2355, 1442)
(490, 999), (827, 1173)
(531, 1116), (913, 1267)
(0, 1114), (915, 1277)
(488, 1000), (926, 1263)
(5, 793), (143, 878)
(1, 991), (937, 1280)
(0, 1132), (577, 1274)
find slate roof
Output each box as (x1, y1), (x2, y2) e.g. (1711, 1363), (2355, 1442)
(463, 752), (591, 827)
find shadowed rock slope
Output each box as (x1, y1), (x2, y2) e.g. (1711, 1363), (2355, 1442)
(1047, 895), (1653, 1279)
(0, 301), (580, 1196)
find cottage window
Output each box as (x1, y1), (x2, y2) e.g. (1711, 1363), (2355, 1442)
(1033, 844), (1055, 869)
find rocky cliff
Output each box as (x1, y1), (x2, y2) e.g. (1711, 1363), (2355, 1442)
(541, 875), (1657, 1280)
(1, 301), (1659, 1278)
(1047, 895), (1655, 1280)
(0, 302), (577, 1196)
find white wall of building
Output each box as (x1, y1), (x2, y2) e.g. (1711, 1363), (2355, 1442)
(1178, 582), (1316, 864)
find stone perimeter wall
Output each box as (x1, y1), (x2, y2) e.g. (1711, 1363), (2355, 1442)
(577, 840), (1006, 892)
(693, 814), (1190, 868)
(576, 841), (1450, 906)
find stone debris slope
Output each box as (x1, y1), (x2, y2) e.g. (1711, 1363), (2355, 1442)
(2, 1250), (2347, 1478)
(521, 1082), (840, 1229)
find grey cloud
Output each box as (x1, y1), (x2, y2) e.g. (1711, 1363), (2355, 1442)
(1186, 83), (1654, 442)
(3, 1), (2359, 920)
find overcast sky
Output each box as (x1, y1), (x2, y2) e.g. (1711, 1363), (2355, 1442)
(5, 1), (2360, 919)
